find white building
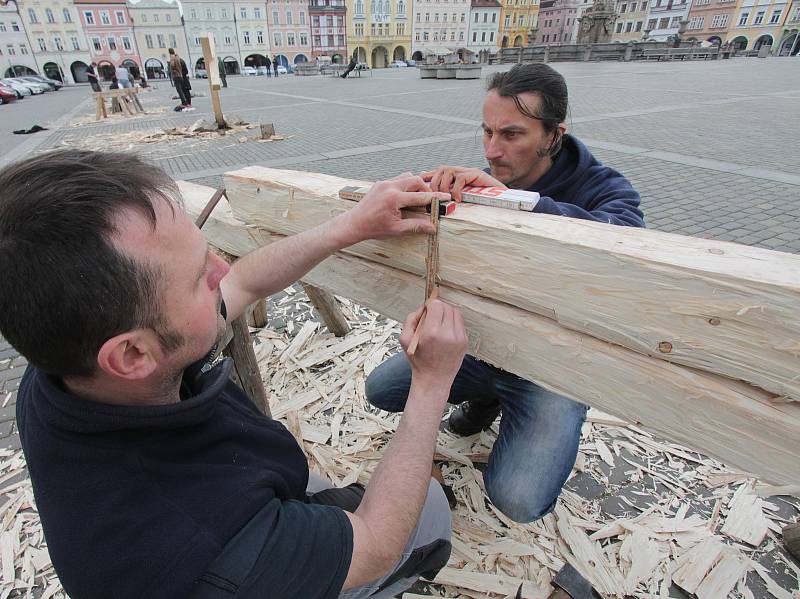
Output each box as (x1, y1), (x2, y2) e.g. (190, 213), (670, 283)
(644, 0), (690, 41)
(467, 0), (501, 52)
(182, 0), (242, 74)
(236, 0), (274, 70)
(412, 0), (471, 59)
(17, 0), (92, 83)
(1, 0), (40, 77)
(127, 0), (187, 79)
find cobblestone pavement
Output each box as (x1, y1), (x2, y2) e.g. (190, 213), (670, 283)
(1, 58), (799, 596)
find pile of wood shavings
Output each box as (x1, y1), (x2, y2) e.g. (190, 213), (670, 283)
(2, 288), (798, 598)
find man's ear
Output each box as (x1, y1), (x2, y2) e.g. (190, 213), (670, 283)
(558, 122), (567, 136)
(96, 331), (159, 380)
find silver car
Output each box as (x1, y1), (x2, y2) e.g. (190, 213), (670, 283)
(10, 77), (50, 93)
(0, 78), (34, 97)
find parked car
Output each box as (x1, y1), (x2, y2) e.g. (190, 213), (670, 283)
(195, 68), (208, 78)
(0, 85), (17, 104)
(405, 60), (417, 67)
(13, 77), (54, 92)
(243, 66), (257, 76)
(256, 66), (270, 76)
(276, 65), (288, 74)
(390, 60), (408, 67)
(0, 78), (34, 97)
(19, 75), (62, 90)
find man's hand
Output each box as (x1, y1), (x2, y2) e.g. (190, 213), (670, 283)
(342, 175), (451, 244)
(422, 166), (506, 202)
(400, 300), (468, 399)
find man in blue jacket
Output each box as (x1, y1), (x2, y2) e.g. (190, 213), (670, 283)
(366, 63), (645, 523)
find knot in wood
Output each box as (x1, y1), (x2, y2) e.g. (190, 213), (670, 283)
(658, 341), (673, 353)
(707, 318), (721, 326)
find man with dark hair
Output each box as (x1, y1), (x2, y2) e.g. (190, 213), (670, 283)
(86, 62), (101, 92)
(366, 63), (645, 524)
(168, 47), (192, 111)
(0, 150), (465, 599)
(341, 54), (358, 78)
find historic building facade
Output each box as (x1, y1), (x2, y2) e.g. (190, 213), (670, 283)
(727, 0), (791, 51)
(536, 0), (577, 43)
(467, 0), (501, 53)
(126, 0), (186, 79)
(269, 0), (313, 66)
(182, 0), (240, 73)
(16, 0), (92, 82)
(75, 0), (142, 79)
(309, 0), (347, 61)
(1, 0), (40, 77)
(644, 0), (690, 41)
(347, 0), (411, 67)
(498, 0), (539, 46)
(411, 0), (470, 58)
(609, 0), (650, 41)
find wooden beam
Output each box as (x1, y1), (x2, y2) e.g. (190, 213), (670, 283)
(300, 282), (350, 337)
(199, 33), (225, 129)
(248, 298), (269, 328)
(178, 179), (800, 484)
(222, 167), (800, 403)
(222, 314), (271, 416)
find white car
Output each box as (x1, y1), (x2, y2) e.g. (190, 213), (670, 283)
(242, 66), (257, 76)
(256, 66), (270, 76)
(276, 65), (288, 74)
(12, 77), (51, 93)
(391, 60), (408, 68)
(1, 78), (35, 97)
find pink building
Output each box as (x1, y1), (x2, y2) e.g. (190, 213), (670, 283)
(76, 0), (142, 80)
(309, 0), (348, 61)
(537, 0), (579, 43)
(268, 0), (314, 67)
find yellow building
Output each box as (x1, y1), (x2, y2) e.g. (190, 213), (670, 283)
(346, 0), (413, 67)
(498, 0), (539, 47)
(726, 0), (791, 52)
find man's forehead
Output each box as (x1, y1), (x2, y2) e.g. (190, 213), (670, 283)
(111, 198), (191, 257)
(483, 90), (542, 124)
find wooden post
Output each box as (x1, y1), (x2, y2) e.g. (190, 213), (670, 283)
(301, 282), (350, 337)
(260, 122), (275, 139)
(222, 314), (272, 416)
(784, 523), (800, 560)
(200, 33), (226, 129)
(248, 298), (269, 328)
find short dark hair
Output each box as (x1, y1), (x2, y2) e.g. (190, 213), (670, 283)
(0, 150), (181, 377)
(487, 64), (568, 156)
(168, 48), (175, 55)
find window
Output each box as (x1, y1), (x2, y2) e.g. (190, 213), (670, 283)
(694, 0), (710, 4)
(459, 30), (464, 39)
(153, 13), (159, 21)
(206, 8), (213, 19)
(423, 30), (429, 40)
(46, 8), (55, 23)
(397, 23), (404, 34)
(492, 12), (496, 22)
(738, 11), (749, 25)
(141, 13), (148, 22)
(166, 13), (171, 21)
(425, 12), (430, 21)
(753, 9), (765, 24)
(123, 36), (132, 50)
(621, 3), (627, 11)
(92, 37), (101, 51)
(461, 12), (465, 21)
(273, 10), (279, 24)
(71, 36), (79, 49)
(769, 9), (781, 23)
(0, 22), (6, 32)
(255, 7), (262, 18)
(356, 0), (365, 15)
(63, 8), (72, 22)
(490, 31), (494, 40)
(286, 10), (292, 24)
(658, 17), (669, 28)
(711, 14), (728, 27)
(616, 21), (623, 31)
(169, 33), (177, 47)
(635, 20), (642, 31)
(221, 8), (227, 18)
(145, 34), (154, 48)
(434, 12), (438, 20)
(300, 32), (308, 44)
(273, 32), (282, 46)
(224, 35), (232, 45)
(625, 20), (632, 31)
(20, 44), (29, 54)
(415, 30), (420, 40)
(108, 36), (116, 50)
(28, 8), (38, 23)
(190, 8), (197, 19)
(37, 37), (46, 51)
(116, 11), (125, 24)
(474, 11), (479, 21)
(398, 0), (406, 14)
(670, 16), (680, 26)
(101, 11), (110, 24)
(483, 11), (487, 22)
(473, 31), (477, 41)
(300, 11), (306, 24)
(481, 31), (486, 41)
(504, 15), (510, 26)
(442, 12), (448, 20)
(6, 44), (14, 55)
(355, 22), (364, 35)
(433, 30), (438, 40)
(156, 34), (164, 47)
(240, 7), (247, 19)
(194, 36), (200, 45)
(244, 30), (251, 44)
(312, 15), (319, 27)
(257, 29), (264, 44)
(337, 15), (343, 26)
(647, 17), (657, 28)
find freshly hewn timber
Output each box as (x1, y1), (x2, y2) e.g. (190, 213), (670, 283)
(223, 167), (800, 403)
(178, 181), (800, 483)
(248, 299), (269, 328)
(300, 282), (350, 337)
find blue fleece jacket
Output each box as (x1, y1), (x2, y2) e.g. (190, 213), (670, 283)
(492, 134), (645, 227)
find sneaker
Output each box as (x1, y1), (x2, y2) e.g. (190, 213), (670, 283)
(183, 106), (195, 111)
(447, 398), (501, 436)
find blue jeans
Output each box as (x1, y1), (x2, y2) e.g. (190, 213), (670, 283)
(365, 354), (587, 523)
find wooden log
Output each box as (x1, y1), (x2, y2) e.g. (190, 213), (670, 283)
(222, 314), (271, 417)
(223, 167), (800, 403)
(200, 33), (226, 128)
(300, 282), (350, 337)
(783, 522), (800, 560)
(247, 298), (269, 328)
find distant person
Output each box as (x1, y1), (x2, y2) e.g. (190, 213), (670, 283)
(340, 55), (357, 78)
(168, 48), (192, 111)
(108, 77), (119, 90)
(139, 77), (148, 88)
(115, 66), (131, 89)
(272, 59), (279, 77)
(264, 56), (272, 78)
(217, 57), (227, 88)
(86, 62), (101, 92)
